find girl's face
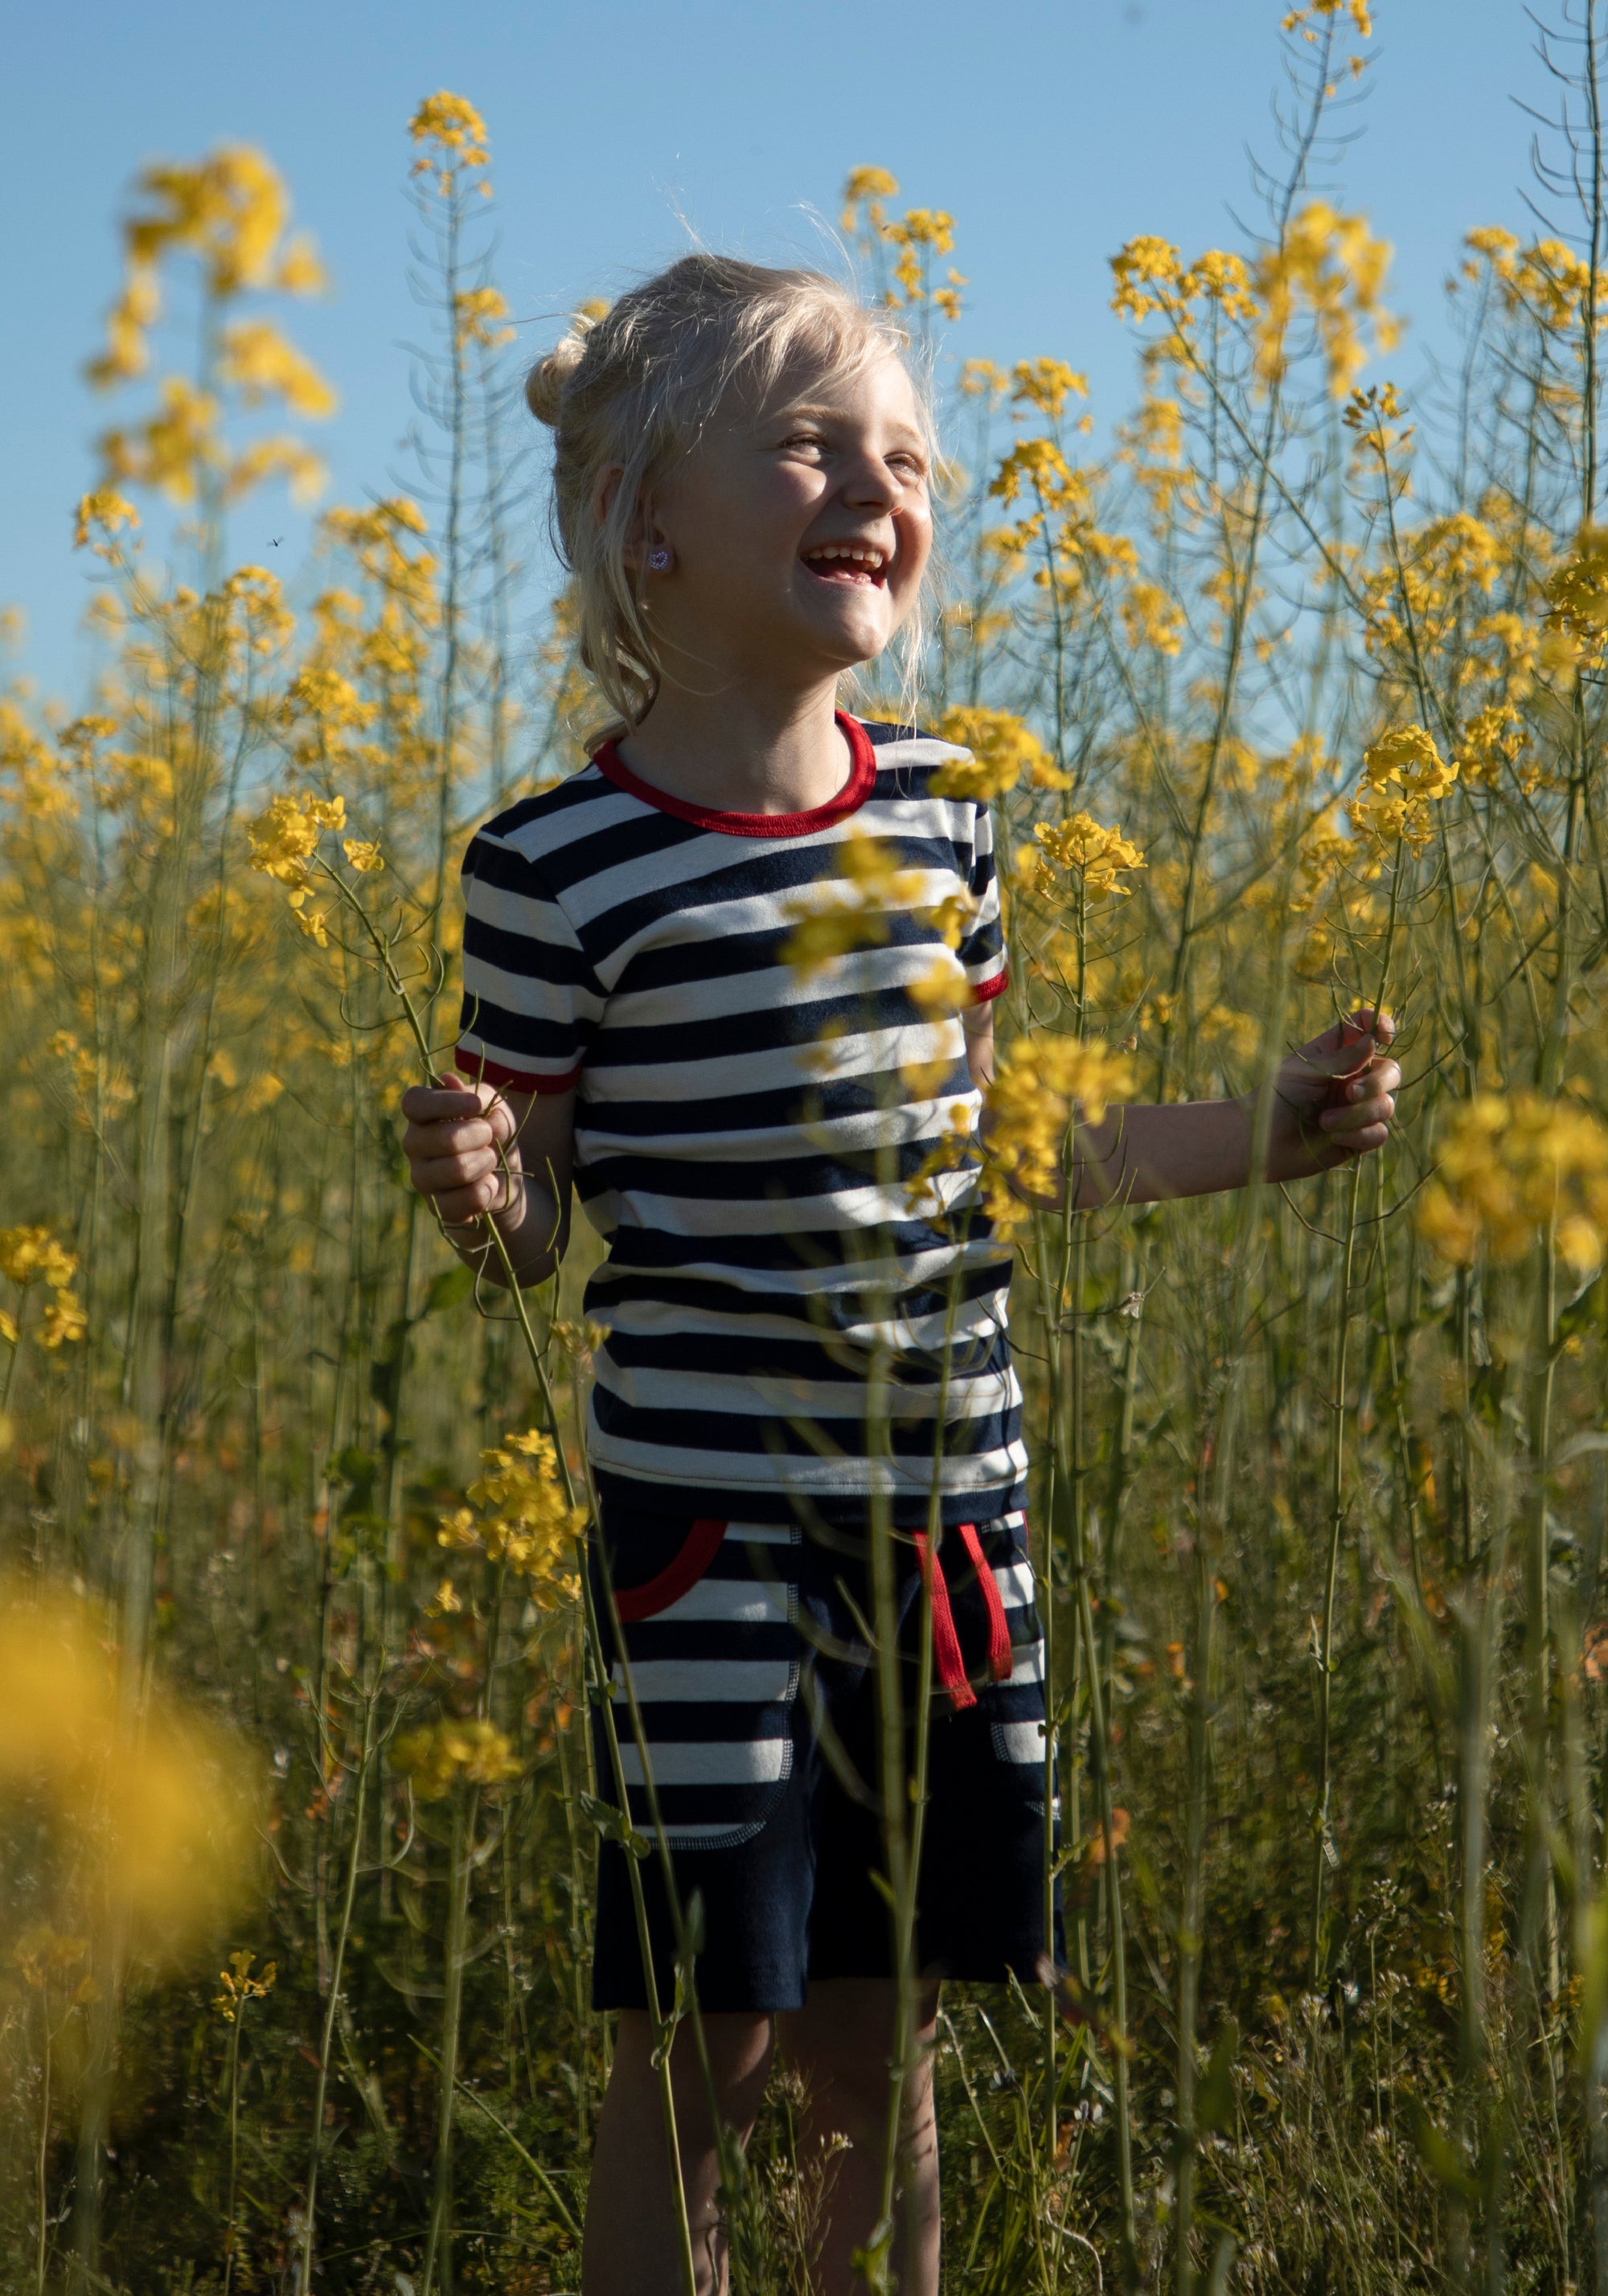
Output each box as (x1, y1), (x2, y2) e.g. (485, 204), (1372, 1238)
(637, 346), (933, 692)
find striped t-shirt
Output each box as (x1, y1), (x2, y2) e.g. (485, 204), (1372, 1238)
(455, 712), (1026, 1525)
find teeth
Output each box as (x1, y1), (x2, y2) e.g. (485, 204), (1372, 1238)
(807, 544), (886, 568)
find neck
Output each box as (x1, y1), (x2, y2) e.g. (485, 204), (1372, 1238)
(613, 674), (851, 815)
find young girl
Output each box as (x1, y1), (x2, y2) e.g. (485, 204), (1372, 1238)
(400, 256), (1401, 2296)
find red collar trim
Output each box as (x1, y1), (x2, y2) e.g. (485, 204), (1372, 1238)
(591, 712), (877, 838)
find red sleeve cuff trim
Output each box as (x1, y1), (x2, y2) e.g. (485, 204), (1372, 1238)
(971, 968), (1009, 1006)
(454, 1048), (581, 1096)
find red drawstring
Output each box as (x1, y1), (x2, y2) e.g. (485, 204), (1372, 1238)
(958, 1522), (1014, 1683)
(913, 1530), (974, 1710)
(913, 1524), (1014, 1710)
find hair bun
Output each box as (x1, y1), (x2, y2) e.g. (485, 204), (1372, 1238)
(525, 329), (589, 426)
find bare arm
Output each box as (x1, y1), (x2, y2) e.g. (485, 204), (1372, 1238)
(400, 1075), (576, 1288)
(981, 1011), (1401, 1210)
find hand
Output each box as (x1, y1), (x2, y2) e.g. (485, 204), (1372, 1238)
(400, 1072), (524, 1227)
(1262, 1009), (1401, 1183)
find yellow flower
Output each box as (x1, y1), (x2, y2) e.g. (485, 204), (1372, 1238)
(907, 953), (971, 1017)
(218, 320), (337, 419)
(1253, 201), (1395, 400)
(1011, 359), (1088, 420)
(72, 490), (141, 551)
(454, 286), (515, 349)
(781, 830), (928, 977)
(393, 1718), (521, 1801)
(1283, 1), (1372, 35)
(213, 1950), (276, 2023)
(450, 1428), (586, 1609)
(0, 1579), (251, 1949)
(1455, 703), (1528, 789)
(287, 891), (330, 947)
(342, 838), (385, 874)
(1350, 724), (1458, 852)
(246, 791), (347, 885)
(981, 1037), (1134, 1235)
(409, 91), (491, 194)
(96, 376), (222, 506)
(1021, 814), (1147, 903)
(0, 1227), (78, 1294)
(1545, 527), (1608, 664)
(840, 166), (900, 233)
(1418, 1092), (1608, 1273)
(40, 1294), (88, 1350)
(932, 707), (1059, 801)
(1119, 579), (1185, 658)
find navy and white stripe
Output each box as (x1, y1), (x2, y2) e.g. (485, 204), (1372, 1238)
(457, 715), (1027, 1523)
(598, 1513), (1048, 1849)
(605, 1521), (802, 1850)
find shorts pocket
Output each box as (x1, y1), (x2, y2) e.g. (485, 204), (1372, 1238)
(613, 1516), (728, 1622)
(597, 1519), (803, 1852)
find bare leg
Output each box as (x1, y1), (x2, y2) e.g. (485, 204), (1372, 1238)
(582, 2009), (774, 2296)
(779, 1978), (942, 2296)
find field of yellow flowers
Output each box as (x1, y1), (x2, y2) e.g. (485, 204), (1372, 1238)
(10, 6), (1608, 2288)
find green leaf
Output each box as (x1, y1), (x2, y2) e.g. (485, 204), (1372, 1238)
(424, 1263), (476, 1316)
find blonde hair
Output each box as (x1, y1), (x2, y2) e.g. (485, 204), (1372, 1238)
(526, 254), (931, 736)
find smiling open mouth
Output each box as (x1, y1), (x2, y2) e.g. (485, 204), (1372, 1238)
(801, 543), (889, 588)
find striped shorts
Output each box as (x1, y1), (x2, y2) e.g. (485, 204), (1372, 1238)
(589, 1497), (1056, 2014)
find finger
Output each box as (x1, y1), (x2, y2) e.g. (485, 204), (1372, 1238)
(402, 1116), (501, 1158)
(1326, 1121), (1391, 1159)
(408, 1146), (506, 1194)
(430, 1176), (511, 1224)
(1319, 1093), (1395, 1137)
(1344, 1007), (1396, 1046)
(1330, 1060), (1401, 1107)
(401, 1084), (493, 1121)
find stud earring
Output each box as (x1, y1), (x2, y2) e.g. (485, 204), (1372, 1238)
(647, 545), (671, 571)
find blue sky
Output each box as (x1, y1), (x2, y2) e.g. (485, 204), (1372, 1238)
(2, 0), (1553, 701)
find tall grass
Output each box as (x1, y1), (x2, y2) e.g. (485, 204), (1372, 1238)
(8, 10), (1608, 2290)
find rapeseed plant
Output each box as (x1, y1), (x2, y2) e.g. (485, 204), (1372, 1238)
(14, 10), (1608, 2287)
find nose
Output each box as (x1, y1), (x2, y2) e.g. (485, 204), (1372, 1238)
(839, 445), (901, 512)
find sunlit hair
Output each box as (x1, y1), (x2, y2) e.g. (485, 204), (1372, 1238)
(525, 254), (933, 737)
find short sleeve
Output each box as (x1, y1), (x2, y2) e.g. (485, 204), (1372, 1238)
(960, 798), (1007, 1004)
(455, 826), (605, 1094)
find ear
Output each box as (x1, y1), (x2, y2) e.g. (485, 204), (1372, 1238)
(591, 465), (662, 572)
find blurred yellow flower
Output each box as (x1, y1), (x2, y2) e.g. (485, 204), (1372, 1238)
(1254, 201), (1395, 399)
(454, 285), (515, 349)
(409, 91), (491, 195)
(393, 1718), (521, 1801)
(0, 1580), (251, 1950)
(840, 166), (904, 235)
(982, 1037), (1134, 1233)
(781, 829), (928, 976)
(1011, 359), (1088, 420)
(933, 707), (1060, 800)
(1545, 527), (1608, 664)
(1418, 1093), (1608, 1274)
(218, 320), (338, 419)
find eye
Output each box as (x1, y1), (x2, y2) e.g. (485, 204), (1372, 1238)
(779, 429), (827, 455)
